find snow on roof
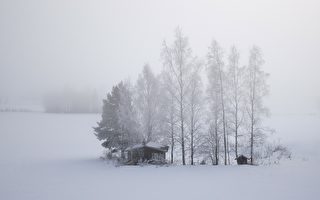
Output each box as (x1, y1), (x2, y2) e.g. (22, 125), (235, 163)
(146, 142), (163, 149)
(126, 142), (168, 152)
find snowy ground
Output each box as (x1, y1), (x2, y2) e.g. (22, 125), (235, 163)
(0, 112), (319, 200)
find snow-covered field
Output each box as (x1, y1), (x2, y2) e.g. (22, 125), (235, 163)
(0, 112), (319, 200)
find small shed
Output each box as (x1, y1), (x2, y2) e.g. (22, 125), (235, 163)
(125, 142), (169, 165)
(235, 155), (248, 165)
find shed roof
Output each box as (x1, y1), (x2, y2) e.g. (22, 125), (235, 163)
(236, 155), (248, 159)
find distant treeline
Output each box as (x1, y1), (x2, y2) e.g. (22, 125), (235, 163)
(0, 107), (34, 113)
(43, 87), (101, 113)
(0, 97), (43, 113)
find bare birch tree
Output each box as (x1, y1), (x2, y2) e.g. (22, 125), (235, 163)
(206, 52), (222, 165)
(245, 46), (269, 165)
(161, 28), (193, 165)
(187, 63), (203, 165)
(207, 40), (228, 165)
(158, 72), (178, 164)
(227, 45), (245, 158)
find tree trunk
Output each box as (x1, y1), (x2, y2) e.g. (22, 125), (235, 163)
(180, 97), (185, 165)
(226, 131), (230, 165)
(171, 125), (174, 164)
(250, 113), (254, 165)
(250, 95), (254, 165)
(191, 130), (194, 165)
(181, 113), (185, 165)
(221, 94), (227, 165)
(180, 84), (186, 165)
(235, 104), (238, 158)
(215, 118), (219, 165)
(218, 63), (227, 165)
(190, 105), (194, 165)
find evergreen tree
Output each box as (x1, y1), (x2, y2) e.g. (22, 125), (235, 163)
(94, 84), (122, 149)
(94, 81), (140, 155)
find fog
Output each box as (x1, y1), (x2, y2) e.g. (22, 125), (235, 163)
(1, 0), (319, 114)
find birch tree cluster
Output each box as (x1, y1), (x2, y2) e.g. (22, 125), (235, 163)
(94, 28), (281, 165)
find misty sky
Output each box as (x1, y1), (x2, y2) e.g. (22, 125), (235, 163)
(0, 0), (319, 114)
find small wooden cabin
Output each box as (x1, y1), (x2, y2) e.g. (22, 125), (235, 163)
(235, 155), (248, 165)
(125, 142), (169, 165)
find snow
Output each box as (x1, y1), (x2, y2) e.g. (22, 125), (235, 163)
(127, 141), (166, 151)
(146, 141), (165, 149)
(0, 112), (319, 200)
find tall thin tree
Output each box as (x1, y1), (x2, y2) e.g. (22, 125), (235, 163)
(158, 72), (178, 164)
(161, 28), (193, 165)
(227, 45), (245, 159)
(207, 40), (228, 165)
(246, 46), (269, 165)
(187, 63), (203, 165)
(206, 61), (221, 165)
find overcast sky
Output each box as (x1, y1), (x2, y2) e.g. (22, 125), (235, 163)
(0, 0), (319, 114)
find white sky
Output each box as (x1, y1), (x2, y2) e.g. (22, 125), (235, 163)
(0, 0), (319, 114)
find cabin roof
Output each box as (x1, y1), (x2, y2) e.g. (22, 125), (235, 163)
(126, 142), (168, 152)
